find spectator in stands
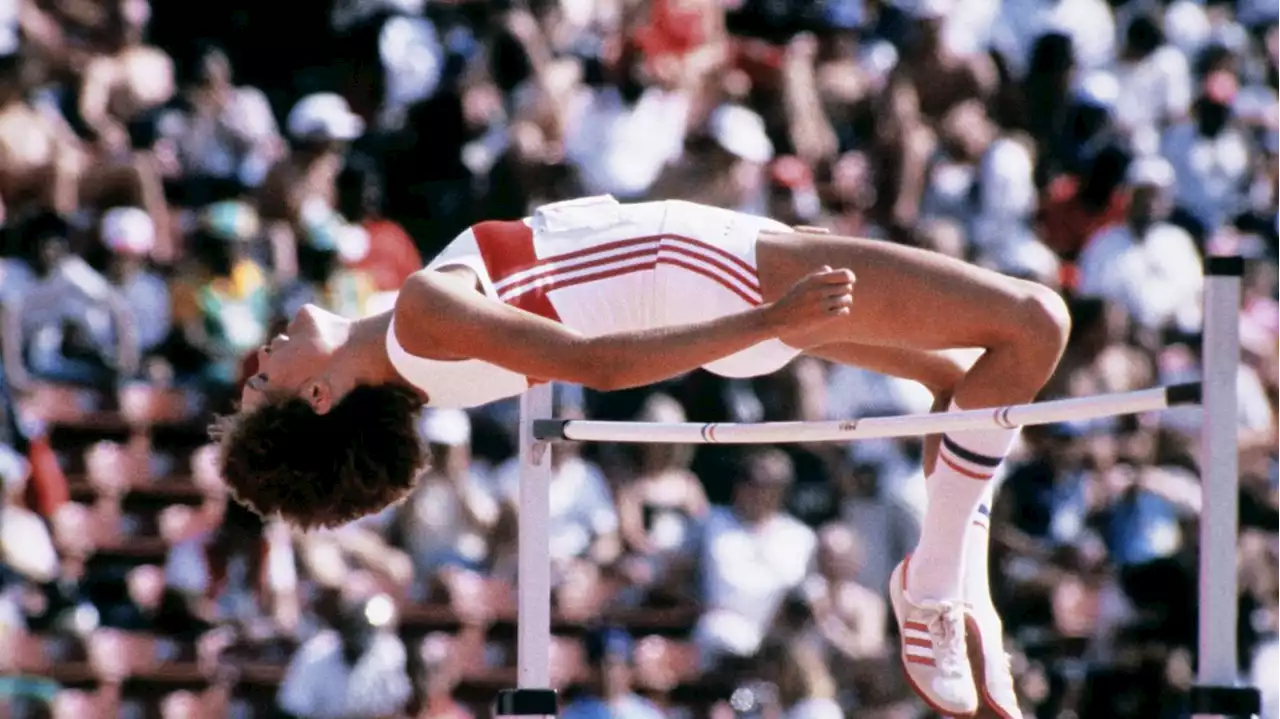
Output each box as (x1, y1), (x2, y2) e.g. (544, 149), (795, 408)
(92, 563), (218, 662)
(993, 423), (1092, 552)
(832, 445), (921, 596)
(652, 103), (775, 214)
(0, 52), (82, 217)
(561, 627), (665, 719)
(694, 449), (816, 666)
(1051, 298), (1154, 403)
(557, 13), (695, 203)
(1038, 143), (1131, 264)
(335, 156), (422, 312)
(77, 0), (174, 158)
(398, 409), (501, 585)
(277, 590), (413, 719)
(50, 688), (104, 719)
(0, 442), (57, 629)
(1113, 13), (1193, 147)
(757, 639), (843, 719)
(614, 394), (708, 599)
(99, 206), (171, 364)
(1161, 71), (1252, 239)
(891, 2), (997, 126)
(495, 425), (621, 574)
(1076, 155), (1204, 335)
(0, 211), (138, 392)
(801, 523), (887, 662)
(408, 632), (473, 719)
(170, 201), (271, 388)
(260, 93), (366, 282)
(751, 358), (839, 526)
(159, 43), (282, 203)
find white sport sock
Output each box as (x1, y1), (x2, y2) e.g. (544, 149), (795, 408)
(965, 490), (1009, 674)
(964, 484), (998, 620)
(908, 403), (1015, 601)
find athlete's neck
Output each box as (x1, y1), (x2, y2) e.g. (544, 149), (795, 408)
(336, 310), (428, 401)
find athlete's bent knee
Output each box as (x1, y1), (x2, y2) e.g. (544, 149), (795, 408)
(1014, 282), (1072, 358)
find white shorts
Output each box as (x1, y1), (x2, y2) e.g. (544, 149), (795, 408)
(650, 200), (801, 378)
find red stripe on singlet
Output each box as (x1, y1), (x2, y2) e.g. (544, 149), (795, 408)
(503, 255), (760, 307)
(496, 234), (761, 297)
(471, 220), (563, 322)
(470, 220), (561, 388)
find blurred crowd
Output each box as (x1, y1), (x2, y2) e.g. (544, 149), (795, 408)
(0, 0), (1276, 717)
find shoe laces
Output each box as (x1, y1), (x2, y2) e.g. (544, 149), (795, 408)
(918, 600), (968, 676)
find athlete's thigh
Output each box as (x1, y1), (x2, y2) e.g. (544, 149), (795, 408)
(757, 231), (1048, 351)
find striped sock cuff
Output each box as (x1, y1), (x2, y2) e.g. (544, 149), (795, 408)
(938, 401), (1017, 481)
(939, 434), (1002, 480)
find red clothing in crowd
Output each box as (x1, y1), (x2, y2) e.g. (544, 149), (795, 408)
(347, 219), (424, 293)
(1038, 175), (1129, 260)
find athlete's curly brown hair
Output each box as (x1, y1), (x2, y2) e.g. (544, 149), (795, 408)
(212, 385), (427, 529)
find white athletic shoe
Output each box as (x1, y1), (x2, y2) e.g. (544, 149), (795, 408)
(965, 614), (1024, 719)
(889, 557), (979, 718)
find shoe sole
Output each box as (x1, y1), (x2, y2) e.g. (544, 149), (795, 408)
(890, 559), (978, 719)
(964, 614), (1022, 719)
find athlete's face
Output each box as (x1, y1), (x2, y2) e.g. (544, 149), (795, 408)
(241, 304), (349, 412)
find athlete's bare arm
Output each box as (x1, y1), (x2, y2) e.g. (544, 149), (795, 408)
(393, 265), (855, 391)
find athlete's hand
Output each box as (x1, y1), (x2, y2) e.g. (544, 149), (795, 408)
(762, 265), (855, 335)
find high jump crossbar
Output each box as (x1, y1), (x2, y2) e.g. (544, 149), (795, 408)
(532, 384), (1200, 445)
(495, 255), (1260, 719)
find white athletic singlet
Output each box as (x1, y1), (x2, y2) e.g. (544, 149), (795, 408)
(386, 196), (802, 408)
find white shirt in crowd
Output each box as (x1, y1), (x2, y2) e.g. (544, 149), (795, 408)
(1113, 45), (1192, 139)
(1076, 221), (1204, 333)
(936, 0), (1002, 57)
(1161, 121), (1251, 231)
(994, 0), (1116, 79)
(402, 468), (502, 573)
(115, 270), (172, 352)
(694, 506), (816, 658)
(161, 86), (281, 187)
(276, 630), (413, 719)
(0, 505), (58, 586)
(564, 86), (691, 200)
(496, 454), (618, 563)
(5, 257), (121, 355)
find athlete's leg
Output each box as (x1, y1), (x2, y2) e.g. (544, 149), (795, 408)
(806, 340), (1025, 717)
(758, 232), (1069, 408)
(760, 231), (1067, 717)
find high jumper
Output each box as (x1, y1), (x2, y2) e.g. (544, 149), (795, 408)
(216, 194), (1072, 718)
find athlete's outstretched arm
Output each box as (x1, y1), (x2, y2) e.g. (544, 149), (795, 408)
(395, 268), (853, 391)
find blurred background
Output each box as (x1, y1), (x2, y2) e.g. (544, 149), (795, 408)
(0, 0), (1275, 717)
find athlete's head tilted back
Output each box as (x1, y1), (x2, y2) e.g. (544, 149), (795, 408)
(212, 304), (426, 529)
